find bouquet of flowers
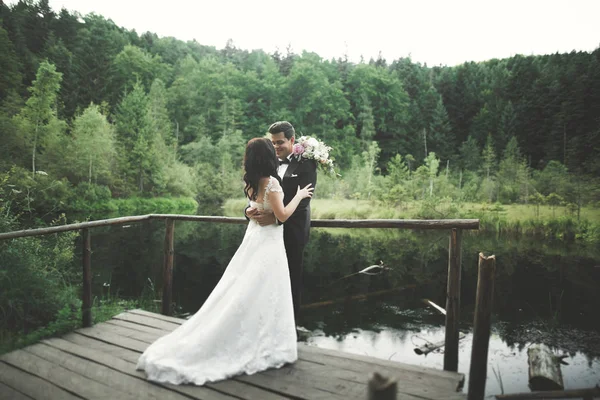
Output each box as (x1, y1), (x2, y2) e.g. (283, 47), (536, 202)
(292, 135), (339, 176)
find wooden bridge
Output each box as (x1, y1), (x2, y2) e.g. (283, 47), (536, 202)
(0, 308), (466, 400)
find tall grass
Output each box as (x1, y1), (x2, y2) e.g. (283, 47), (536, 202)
(223, 198), (600, 243)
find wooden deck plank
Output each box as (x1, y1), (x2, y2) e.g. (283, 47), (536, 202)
(47, 337), (242, 400)
(62, 332), (142, 363)
(113, 311), (184, 331)
(236, 370), (349, 400)
(60, 328), (289, 400)
(300, 343), (464, 382)
(75, 326), (149, 352)
(86, 321), (161, 343)
(105, 318), (173, 335)
(0, 362), (80, 400)
(1, 349), (138, 400)
(127, 308), (187, 324)
(0, 380), (34, 400)
(26, 343), (188, 400)
(298, 344), (463, 393)
(289, 358), (464, 400)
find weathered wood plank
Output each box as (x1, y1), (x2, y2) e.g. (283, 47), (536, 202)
(43, 337), (241, 400)
(298, 346), (461, 393)
(0, 380), (34, 400)
(74, 326), (149, 352)
(468, 253), (496, 400)
(0, 215), (480, 242)
(105, 319), (172, 335)
(290, 358), (464, 400)
(236, 368), (349, 400)
(495, 386), (600, 399)
(0, 215), (152, 240)
(62, 332), (142, 363)
(299, 343), (464, 387)
(113, 311), (183, 331)
(444, 228), (462, 372)
(1, 349), (138, 400)
(26, 343), (189, 400)
(0, 361), (79, 400)
(260, 362), (366, 399)
(162, 218), (175, 316)
(86, 321), (162, 344)
(127, 308), (186, 325)
(82, 227), (92, 327)
(58, 330), (287, 399)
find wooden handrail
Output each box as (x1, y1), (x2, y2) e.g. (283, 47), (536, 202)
(0, 214), (479, 240)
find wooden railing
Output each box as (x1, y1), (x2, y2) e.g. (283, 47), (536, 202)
(0, 214), (480, 375)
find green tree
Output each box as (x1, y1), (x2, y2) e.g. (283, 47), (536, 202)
(424, 152), (440, 197)
(458, 135), (481, 172)
(481, 133), (496, 179)
(16, 61), (63, 177)
(0, 26), (22, 102)
(68, 103), (116, 184)
(497, 136), (529, 203)
(428, 97), (454, 162)
(115, 82), (155, 192)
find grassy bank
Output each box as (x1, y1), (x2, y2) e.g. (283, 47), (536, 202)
(224, 198), (600, 222)
(71, 196), (199, 217)
(223, 198), (600, 242)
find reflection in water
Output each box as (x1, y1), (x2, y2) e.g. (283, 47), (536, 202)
(306, 324), (600, 398)
(84, 220), (600, 397)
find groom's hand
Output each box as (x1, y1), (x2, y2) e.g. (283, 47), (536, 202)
(246, 207), (258, 219)
(254, 211), (277, 226)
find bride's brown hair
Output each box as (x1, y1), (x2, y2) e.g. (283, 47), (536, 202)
(243, 138), (280, 200)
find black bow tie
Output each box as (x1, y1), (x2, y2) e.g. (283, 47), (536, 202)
(279, 158), (290, 165)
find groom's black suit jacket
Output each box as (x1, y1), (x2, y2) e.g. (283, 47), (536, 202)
(278, 156), (317, 321)
(279, 156), (317, 247)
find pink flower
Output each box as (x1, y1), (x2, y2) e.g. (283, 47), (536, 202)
(292, 143), (305, 156)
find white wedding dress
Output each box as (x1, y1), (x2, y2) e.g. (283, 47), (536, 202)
(136, 176), (297, 385)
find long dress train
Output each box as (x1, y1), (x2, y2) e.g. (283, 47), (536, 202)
(136, 176), (297, 385)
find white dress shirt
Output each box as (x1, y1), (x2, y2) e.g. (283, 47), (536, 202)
(277, 155), (293, 179)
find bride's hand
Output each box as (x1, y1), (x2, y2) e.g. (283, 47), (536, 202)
(296, 184), (314, 199)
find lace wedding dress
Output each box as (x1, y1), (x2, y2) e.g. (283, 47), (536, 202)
(136, 176), (297, 385)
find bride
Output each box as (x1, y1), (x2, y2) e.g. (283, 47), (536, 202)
(136, 137), (313, 385)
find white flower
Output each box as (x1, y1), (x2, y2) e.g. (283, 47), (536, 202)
(295, 135), (338, 176)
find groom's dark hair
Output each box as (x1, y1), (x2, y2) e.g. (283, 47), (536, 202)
(268, 121), (295, 139)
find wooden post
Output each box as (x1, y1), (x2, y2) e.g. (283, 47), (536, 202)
(368, 372), (397, 400)
(468, 253), (496, 400)
(444, 228), (462, 371)
(82, 228), (92, 327)
(162, 218), (175, 316)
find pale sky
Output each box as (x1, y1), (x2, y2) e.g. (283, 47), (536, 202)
(7, 0), (600, 66)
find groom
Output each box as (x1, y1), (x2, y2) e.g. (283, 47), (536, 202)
(246, 121), (317, 322)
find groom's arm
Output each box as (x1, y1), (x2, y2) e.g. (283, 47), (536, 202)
(246, 203), (277, 226)
(297, 160), (317, 208)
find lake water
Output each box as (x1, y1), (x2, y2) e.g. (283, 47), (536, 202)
(83, 219), (600, 398)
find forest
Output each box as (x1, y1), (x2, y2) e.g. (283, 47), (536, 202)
(1, 0), (599, 349)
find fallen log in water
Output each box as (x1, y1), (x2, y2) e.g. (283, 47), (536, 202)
(495, 385), (600, 399)
(527, 343), (566, 391)
(300, 284), (417, 310)
(414, 332), (466, 355)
